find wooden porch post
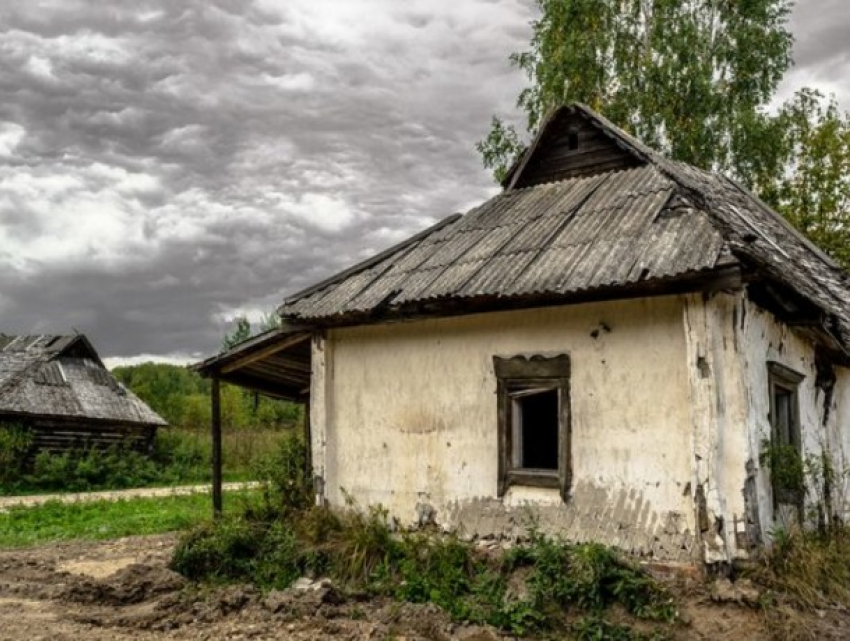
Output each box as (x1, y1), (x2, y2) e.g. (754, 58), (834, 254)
(211, 376), (223, 517)
(303, 396), (312, 480)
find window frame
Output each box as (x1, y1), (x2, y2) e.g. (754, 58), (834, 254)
(494, 354), (571, 500)
(767, 361), (805, 510)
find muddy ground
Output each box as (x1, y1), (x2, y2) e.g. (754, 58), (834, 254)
(0, 534), (842, 640)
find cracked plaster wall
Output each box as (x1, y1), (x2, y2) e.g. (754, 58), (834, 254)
(310, 296), (698, 561)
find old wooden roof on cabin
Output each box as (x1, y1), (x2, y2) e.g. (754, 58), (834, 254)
(279, 104), (850, 358)
(0, 335), (167, 426)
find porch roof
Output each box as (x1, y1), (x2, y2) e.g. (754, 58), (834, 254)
(193, 326), (312, 401)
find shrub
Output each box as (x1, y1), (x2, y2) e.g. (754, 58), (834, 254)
(250, 436), (312, 519)
(172, 518), (271, 583)
(0, 423), (33, 486)
(26, 445), (162, 492)
(174, 508), (675, 636)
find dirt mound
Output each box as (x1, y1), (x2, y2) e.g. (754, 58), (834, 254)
(61, 563), (186, 605)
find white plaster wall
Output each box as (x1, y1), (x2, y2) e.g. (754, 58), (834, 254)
(682, 291), (850, 558)
(311, 296), (697, 550)
(825, 366), (850, 519)
(738, 299), (849, 536)
(682, 293), (753, 562)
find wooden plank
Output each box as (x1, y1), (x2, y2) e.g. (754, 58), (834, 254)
(211, 377), (222, 517)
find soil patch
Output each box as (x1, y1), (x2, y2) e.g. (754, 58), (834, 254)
(0, 534), (839, 640)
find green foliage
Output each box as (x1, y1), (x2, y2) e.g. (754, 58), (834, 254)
(112, 362), (210, 427)
(572, 615), (663, 641)
(0, 423), (33, 485)
(481, 0), (793, 184)
(222, 315), (253, 351)
(769, 89), (850, 269)
(482, 1), (850, 271)
(249, 436), (313, 519)
(759, 438), (805, 496)
(25, 445), (163, 493)
(506, 533), (676, 624)
(172, 518), (276, 584)
(1, 428), (295, 494)
(112, 361), (302, 432)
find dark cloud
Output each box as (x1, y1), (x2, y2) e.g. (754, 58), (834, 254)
(0, 0), (533, 360)
(1, 0), (845, 362)
(780, 0), (850, 104)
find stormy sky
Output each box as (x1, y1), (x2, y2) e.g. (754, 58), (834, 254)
(0, 1), (847, 365)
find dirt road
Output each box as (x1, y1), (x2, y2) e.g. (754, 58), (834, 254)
(0, 482), (259, 512)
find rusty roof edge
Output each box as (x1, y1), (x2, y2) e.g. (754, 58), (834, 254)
(279, 212), (463, 312)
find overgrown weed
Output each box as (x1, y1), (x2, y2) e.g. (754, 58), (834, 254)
(172, 448), (677, 638)
(749, 525), (850, 610)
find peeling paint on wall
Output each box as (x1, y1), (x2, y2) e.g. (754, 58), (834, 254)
(447, 481), (698, 563)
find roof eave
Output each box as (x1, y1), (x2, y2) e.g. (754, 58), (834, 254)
(283, 263), (744, 330)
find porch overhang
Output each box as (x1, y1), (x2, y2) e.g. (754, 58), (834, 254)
(193, 326), (313, 401)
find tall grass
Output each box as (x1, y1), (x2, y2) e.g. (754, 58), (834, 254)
(155, 426), (297, 482)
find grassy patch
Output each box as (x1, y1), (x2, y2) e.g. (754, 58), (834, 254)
(0, 490), (254, 548)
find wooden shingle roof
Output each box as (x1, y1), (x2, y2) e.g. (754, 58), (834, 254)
(0, 334), (167, 426)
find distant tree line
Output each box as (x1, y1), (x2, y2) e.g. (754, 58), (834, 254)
(112, 363), (301, 432)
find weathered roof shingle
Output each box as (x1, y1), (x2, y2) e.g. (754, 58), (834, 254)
(0, 334), (167, 426)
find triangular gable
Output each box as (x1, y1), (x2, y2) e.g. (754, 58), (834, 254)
(505, 105), (645, 190)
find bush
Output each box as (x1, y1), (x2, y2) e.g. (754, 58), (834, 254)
(0, 423), (33, 486)
(151, 428), (209, 481)
(250, 436), (312, 519)
(26, 445), (162, 492)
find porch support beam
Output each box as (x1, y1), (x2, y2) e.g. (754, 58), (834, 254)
(211, 376), (223, 517)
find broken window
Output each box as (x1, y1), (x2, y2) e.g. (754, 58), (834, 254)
(494, 354), (570, 499)
(767, 361), (805, 513)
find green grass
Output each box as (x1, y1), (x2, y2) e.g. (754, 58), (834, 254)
(0, 490), (255, 548)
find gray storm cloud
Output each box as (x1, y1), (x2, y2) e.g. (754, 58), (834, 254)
(0, 0), (845, 361)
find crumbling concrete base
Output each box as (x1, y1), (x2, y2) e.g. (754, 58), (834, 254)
(445, 480), (698, 564)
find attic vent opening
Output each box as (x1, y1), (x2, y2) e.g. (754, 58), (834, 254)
(567, 129), (580, 151)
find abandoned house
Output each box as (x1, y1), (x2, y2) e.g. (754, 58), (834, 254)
(0, 334), (167, 453)
(198, 104), (850, 565)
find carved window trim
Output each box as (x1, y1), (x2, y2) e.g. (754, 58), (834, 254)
(494, 354), (571, 500)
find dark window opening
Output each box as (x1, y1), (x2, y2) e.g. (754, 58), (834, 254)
(512, 388), (559, 470)
(772, 385), (795, 448)
(494, 354), (571, 499)
(767, 361), (804, 516)
(567, 131), (580, 150)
